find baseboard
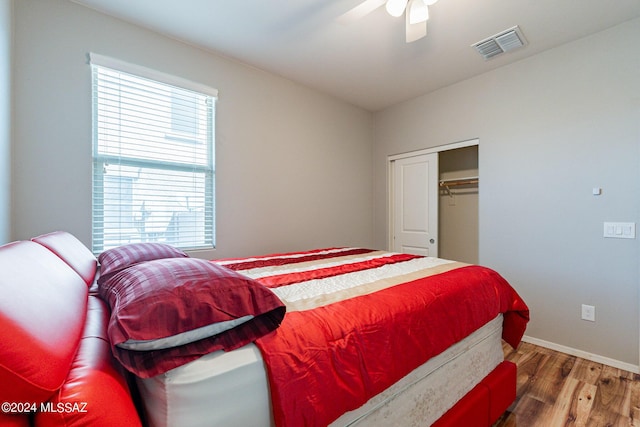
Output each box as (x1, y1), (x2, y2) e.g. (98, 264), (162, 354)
(521, 335), (639, 374)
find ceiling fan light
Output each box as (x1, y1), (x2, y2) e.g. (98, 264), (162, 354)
(408, 0), (429, 24)
(385, 0), (408, 17)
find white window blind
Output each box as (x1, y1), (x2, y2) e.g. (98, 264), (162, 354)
(90, 54), (216, 253)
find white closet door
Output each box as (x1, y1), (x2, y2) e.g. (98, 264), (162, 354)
(392, 153), (438, 256)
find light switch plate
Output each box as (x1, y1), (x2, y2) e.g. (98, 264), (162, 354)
(603, 222), (636, 239)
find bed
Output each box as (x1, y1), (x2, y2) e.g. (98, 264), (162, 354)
(97, 246), (529, 427)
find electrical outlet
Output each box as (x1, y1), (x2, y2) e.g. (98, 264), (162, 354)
(581, 304), (595, 322)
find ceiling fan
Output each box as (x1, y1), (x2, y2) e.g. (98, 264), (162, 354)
(338, 0), (439, 43)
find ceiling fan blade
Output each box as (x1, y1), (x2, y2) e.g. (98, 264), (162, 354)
(405, 10), (427, 42)
(337, 0), (387, 24)
(408, 0), (428, 24)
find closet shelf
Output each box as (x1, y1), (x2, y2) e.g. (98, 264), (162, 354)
(439, 176), (479, 197)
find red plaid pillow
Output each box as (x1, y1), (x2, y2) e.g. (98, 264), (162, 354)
(98, 242), (188, 284)
(98, 257), (286, 377)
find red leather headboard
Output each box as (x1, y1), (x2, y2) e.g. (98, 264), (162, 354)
(0, 241), (88, 403)
(32, 231), (98, 287)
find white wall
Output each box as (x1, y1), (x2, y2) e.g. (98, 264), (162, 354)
(0, 0), (11, 244)
(12, 0), (374, 258)
(374, 19), (640, 367)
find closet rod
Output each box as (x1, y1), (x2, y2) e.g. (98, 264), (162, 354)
(439, 176), (479, 197)
(439, 177), (479, 187)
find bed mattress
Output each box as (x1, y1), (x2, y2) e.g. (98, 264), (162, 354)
(136, 314), (505, 427)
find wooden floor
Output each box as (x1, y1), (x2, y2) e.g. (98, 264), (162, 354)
(493, 341), (640, 427)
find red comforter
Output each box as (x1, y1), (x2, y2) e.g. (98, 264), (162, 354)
(218, 248), (529, 427)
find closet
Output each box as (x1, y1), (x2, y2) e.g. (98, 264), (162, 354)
(438, 145), (478, 264)
(388, 140), (478, 262)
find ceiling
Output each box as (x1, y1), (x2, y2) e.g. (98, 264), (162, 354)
(69, 0), (640, 111)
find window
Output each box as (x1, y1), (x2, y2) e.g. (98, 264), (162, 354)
(90, 54), (216, 253)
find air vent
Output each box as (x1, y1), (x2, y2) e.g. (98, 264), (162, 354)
(472, 26), (527, 60)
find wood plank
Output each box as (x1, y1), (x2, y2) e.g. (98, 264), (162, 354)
(587, 365), (636, 426)
(494, 342), (640, 427)
(547, 377), (595, 426)
(629, 372), (640, 427)
(516, 346), (576, 406)
(568, 358), (603, 385)
(505, 394), (554, 427)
